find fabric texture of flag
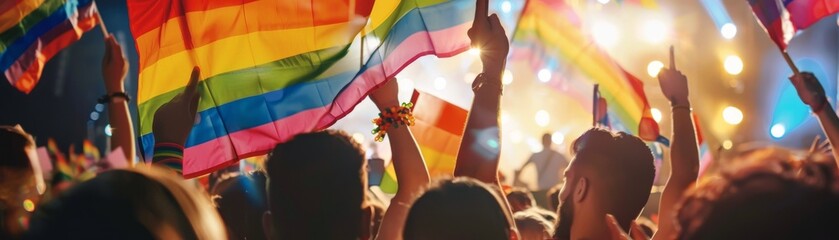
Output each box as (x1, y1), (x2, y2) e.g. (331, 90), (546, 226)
(747, 0), (839, 50)
(512, 0), (660, 141)
(128, 0), (475, 178)
(1, 0), (101, 93)
(379, 90), (467, 194)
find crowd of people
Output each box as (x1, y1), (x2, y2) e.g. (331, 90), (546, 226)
(2, 1), (839, 239)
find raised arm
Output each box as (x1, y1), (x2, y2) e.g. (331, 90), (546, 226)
(151, 67), (201, 174)
(652, 48), (699, 240)
(101, 35), (135, 162)
(371, 79), (430, 240)
(453, 0), (509, 184)
(790, 72), (839, 165)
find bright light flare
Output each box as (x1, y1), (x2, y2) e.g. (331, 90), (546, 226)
(722, 106), (743, 125)
(771, 124), (786, 139)
(592, 21), (619, 48)
(647, 60), (664, 78)
(724, 55), (743, 75)
(651, 108), (663, 123)
(535, 110), (550, 127)
(721, 23), (737, 39)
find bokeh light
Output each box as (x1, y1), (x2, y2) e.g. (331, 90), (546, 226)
(770, 123), (786, 139)
(647, 60), (664, 78)
(527, 138), (544, 153)
(502, 70), (514, 85)
(551, 131), (565, 145)
(535, 110), (550, 127)
(720, 23), (737, 39)
(104, 124), (113, 137)
(722, 140), (733, 150)
(651, 108), (663, 123)
(642, 20), (668, 43)
(538, 69), (552, 83)
(722, 106), (743, 125)
(724, 55), (743, 75)
(592, 21), (618, 48)
(23, 199), (35, 212)
(501, 0), (512, 13)
(469, 47), (480, 56)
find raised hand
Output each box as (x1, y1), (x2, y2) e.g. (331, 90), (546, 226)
(657, 46), (689, 106)
(467, 0), (509, 77)
(153, 67), (201, 145)
(369, 77), (400, 109)
(790, 72), (827, 112)
(102, 34), (127, 93)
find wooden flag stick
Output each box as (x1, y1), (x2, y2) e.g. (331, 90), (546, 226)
(95, 10), (109, 38)
(781, 50), (800, 75)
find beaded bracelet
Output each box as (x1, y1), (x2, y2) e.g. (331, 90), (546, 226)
(372, 102), (415, 142)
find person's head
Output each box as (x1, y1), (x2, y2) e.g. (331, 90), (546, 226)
(265, 130), (367, 239)
(546, 184), (562, 212)
(542, 133), (552, 149)
(212, 171), (268, 240)
(506, 187), (536, 212)
(404, 177), (514, 240)
(25, 167), (226, 239)
(0, 125), (45, 238)
(554, 128), (654, 240)
(676, 148), (839, 239)
(515, 211), (553, 240)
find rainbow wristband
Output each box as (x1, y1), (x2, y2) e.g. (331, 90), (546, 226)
(153, 142), (184, 173)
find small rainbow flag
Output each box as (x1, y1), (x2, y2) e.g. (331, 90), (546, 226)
(1, 0), (101, 93)
(380, 90), (467, 193)
(747, 0), (839, 50)
(512, 0), (660, 141)
(128, 0), (475, 178)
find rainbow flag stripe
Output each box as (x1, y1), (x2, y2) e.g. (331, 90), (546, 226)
(512, 0), (659, 141)
(380, 90), (467, 193)
(129, 0), (475, 178)
(1, 0), (100, 93)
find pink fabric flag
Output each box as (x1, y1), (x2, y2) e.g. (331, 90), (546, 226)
(747, 0), (839, 49)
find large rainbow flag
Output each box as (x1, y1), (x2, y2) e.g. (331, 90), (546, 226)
(1, 0), (100, 93)
(747, 0), (839, 50)
(128, 0), (475, 178)
(512, 0), (660, 141)
(380, 90), (467, 193)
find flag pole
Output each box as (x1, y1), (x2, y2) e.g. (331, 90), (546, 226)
(593, 84), (599, 127)
(94, 1), (108, 37)
(781, 50), (800, 75)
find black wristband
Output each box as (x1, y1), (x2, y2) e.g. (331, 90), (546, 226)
(98, 92), (130, 104)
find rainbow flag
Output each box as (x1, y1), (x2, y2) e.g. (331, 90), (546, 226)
(1, 0), (101, 93)
(512, 0), (660, 141)
(616, 0), (658, 9)
(380, 90), (467, 193)
(128, 0), (475, 178)
(747, 0), (839, 50)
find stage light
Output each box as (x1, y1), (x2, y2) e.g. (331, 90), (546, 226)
(434, 77), (447, 90)
(647, 60), (664, 78)
(535, 110), (550, 127)
(538, 69), (552, 83)
(651, 108), (663, 123)
(502, 70), (514, 85)
(527, 138), (544, 153)
(501, 0), (512, 13)
(722, 106), (743, 125)
(720, 23), (737, 39)
(104, 124), (113, 137)
(771, 123), (786, 138)
(469, 47), (480, 56)
(352, 133), (365, 144)
(597, 0), (610, 4)
(724, 55), (743, 75)
(722, 140), (733, 150)
(552, 131), (565, 145)
(642, 20), (668, 43)
(592, 21), (618, 48)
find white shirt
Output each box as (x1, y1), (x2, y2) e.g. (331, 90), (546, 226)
(526, 149), (569, 191)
